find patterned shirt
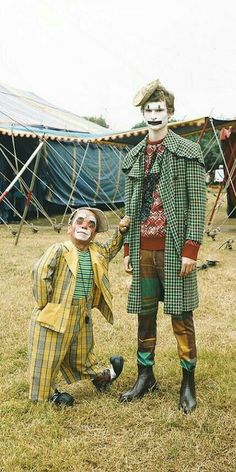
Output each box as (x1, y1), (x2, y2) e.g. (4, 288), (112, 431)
(73, 249), (93, 299)
(141, 141), (166, 248)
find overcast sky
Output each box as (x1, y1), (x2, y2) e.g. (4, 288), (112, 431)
(0, 0), (235, 130)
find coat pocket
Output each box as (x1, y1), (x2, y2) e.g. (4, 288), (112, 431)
(37, 303), (68, 333)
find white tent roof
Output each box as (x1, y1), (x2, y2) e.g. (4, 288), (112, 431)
(0, 83), (108, 134)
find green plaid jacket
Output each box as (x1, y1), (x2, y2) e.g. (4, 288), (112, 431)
(122, 129), (206, 317)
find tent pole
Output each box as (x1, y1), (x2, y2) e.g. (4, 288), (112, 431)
(14, 142), (44, 246)
(206, 119), (236, 230)
(206, 182), (225, 229)
(210, 118), (236, 200)
(0, 140), (44, 203)
(197, 117), (209, 143)
(60, 142), (89, 224)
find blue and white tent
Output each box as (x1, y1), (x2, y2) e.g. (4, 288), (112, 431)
(1, 83), (235, 230)
(0, 83), (129, 225)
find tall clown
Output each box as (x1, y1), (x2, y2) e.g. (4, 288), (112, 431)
(120, 80), (206, 413)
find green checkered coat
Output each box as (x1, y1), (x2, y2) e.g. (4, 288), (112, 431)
(122, 129), (206, 318)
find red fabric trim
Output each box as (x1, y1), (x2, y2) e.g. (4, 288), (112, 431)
(182, 240), (200, 260)
(124, 243), (129, 257)
(124, 237), (166, 256)
(126, 240), (200, 258)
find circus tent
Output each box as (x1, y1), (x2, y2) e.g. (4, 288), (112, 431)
(0, 84), (235, 244)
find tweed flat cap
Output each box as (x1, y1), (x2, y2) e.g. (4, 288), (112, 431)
(132, 79), (162, 107)
(68, 207), (109, 232)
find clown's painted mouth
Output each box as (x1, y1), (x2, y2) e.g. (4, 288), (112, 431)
(147, 121), (162, 125)
(75, 229), (91, 240)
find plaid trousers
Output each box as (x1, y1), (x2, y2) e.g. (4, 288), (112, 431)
(138, 249), (197, 370)
(28, 299), (101, 402)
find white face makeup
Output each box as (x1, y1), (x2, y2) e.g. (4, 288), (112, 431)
(74, 228), (91, 241)
(143, 100), (169, 132)
(69, 210), (97, 243)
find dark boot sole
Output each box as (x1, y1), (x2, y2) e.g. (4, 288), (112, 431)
(119, 381), (159, 403)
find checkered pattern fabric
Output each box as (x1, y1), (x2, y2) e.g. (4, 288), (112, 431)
(29, 228), (123, 401)
(29, 299), (100, 401)
(32, 228), (123, 330)
(122, 129), (206, 317)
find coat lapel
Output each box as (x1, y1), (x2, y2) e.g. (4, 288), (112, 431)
(64, 241), (78, 277)
(63, 241), (104, 288)
(158, 131), (181, 254)
(158, 150), (180, 254)
(122, 136), (147, 177)
(88, 244), (102, 288)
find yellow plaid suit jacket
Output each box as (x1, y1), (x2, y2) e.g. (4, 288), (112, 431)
(32, 228), (123, 333)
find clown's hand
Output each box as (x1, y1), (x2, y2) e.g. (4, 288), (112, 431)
(124, 255), (133, 273)
(180, 257), (196, 277)
(119, 216), (130, 234)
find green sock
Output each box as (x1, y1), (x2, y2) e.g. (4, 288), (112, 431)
(180, 359), (196, 371)
(137, 351), (154, 366)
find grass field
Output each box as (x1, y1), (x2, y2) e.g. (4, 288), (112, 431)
(0, 194), (235, 472)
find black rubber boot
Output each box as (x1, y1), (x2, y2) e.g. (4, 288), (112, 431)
(179, 368), (197, 414)
(92, 355), (124, 392)
(50, 389), (75, 407)
(119, 364), (158, 402)
(110, 355), (124, 379)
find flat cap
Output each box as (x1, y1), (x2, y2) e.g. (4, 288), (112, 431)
(132, 79), (162, 107)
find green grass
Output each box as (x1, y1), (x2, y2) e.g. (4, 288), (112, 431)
(0, 196), (235, 472)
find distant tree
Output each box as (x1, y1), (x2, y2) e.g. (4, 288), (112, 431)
(83, 115), (109, 128)
(188, 130), (222, 171)
(131, 121), (147, 129)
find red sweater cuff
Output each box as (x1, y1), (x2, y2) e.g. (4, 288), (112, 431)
(125, 241), (200, 260)
(182, 240), (200, 260)
(124, 243), (129, 257)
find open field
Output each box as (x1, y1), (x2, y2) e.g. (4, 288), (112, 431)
(0, 194), (235, 472)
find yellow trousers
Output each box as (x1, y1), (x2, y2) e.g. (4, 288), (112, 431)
(28, 299), (100, 401)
